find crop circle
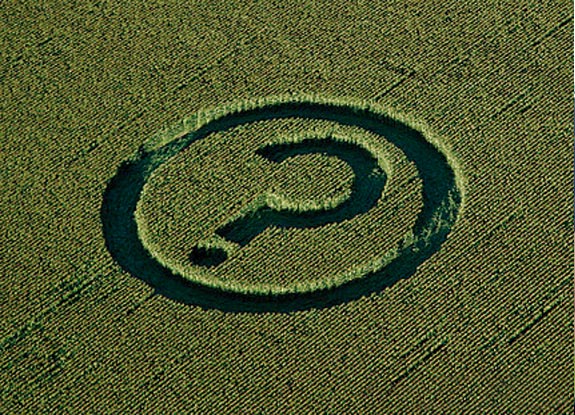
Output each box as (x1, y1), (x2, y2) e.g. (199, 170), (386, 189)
(101, 94), (464, 312)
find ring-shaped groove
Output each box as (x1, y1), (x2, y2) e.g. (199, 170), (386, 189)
(101, 94), (464, 313)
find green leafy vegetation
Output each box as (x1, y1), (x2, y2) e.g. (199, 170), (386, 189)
(1, 1), (571, 413)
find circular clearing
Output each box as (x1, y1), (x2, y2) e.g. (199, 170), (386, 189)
(101, 94), (464, 312)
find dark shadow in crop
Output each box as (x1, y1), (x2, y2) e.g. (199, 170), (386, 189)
(101, 100), (461, 313)
(189, 246), (228, 267)
(191, 138), (386, 265)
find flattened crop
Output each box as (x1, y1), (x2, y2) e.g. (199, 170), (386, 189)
(101, 94), (464, 312)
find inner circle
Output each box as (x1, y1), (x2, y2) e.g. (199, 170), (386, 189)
(135, 118), (421, 295)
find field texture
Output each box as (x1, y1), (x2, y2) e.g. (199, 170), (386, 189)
(1, 1), (573, 413)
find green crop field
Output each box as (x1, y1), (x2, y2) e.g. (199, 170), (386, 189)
(1, 1), (573, 413)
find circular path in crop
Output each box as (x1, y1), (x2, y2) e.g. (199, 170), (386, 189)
(101, 94), (463, 312)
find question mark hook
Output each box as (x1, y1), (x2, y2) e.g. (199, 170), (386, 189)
(189, 137), (386, 267)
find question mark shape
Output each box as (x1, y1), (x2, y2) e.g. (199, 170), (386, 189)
(101, 95), (463, 312)
(189, 137), (387, 267)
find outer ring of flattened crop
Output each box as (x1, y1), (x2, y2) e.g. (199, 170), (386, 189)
(101, 94), (465, 313)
